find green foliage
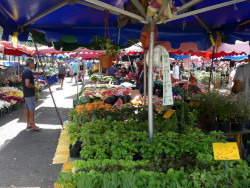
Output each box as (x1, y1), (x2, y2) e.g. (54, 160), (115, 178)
(57, 161), (250, 188)
(100, 39), (120, 57)
(73, 159), (151, 173)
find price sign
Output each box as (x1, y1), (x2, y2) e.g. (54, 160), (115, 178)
(212, 142), (240, 160)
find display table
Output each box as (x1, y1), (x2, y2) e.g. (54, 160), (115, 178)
(35, 74), (58, 86)
(224, 128), (250, 159)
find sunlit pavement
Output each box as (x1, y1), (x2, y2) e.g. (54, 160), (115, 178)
(0, 76), (88, 187)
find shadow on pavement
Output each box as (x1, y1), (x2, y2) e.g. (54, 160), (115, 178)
(0, 129), (62, 187)
(17, 107), (70, 126)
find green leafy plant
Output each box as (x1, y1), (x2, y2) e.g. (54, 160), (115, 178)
(100, 39), (120, 57)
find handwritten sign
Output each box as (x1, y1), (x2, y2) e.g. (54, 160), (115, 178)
(212, 142), (240, 160)
(163, 110), (175, 119)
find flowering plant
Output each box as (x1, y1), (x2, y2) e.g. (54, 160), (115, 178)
(76, 101), (114, 118)
(0, 87), (24, 98)
(4, 76), (22, 86)
(2, 96), (23, 102)
(0, 100), (11, 110)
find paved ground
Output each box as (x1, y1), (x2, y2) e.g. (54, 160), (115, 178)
(0, 77), (87, 188)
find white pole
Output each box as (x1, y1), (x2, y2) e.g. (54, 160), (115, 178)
(18, 57), (20, 75)
(14, 56), (16, 75)
(144, 51), (147, 106)
(148, 22), (155, 143)
(82, 53), (85, 87)
(77, 50), (79, 100)
(187, 52), (191, 94)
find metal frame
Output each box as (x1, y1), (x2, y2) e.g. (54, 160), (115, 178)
(18, 0), (248, 142)
(177, 0), (203, 13)
(166, 0), (247, 23)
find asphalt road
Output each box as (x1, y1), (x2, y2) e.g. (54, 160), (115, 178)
(0, 77), (87, 188)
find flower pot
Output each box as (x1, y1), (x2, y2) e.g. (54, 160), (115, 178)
(8, 106), (12, 113)
(231, 119), (244, 132)
(12, 101), (21, 111)
(69, 139), (82, 158)
(0, 109), (5, 117)
(0, 108), (6, 117)
(209, 121), (219, 132)
(69, 145), (80, 158)
(99, 56), (112, 69)
(219, 121), (231, 133)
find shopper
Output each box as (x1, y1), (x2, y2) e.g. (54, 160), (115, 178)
(128, 60), (135, 73)
(106, 64), (119, 76)
(135, 61), (144, 88)
(69, 62), (73, 82)
(73, 60), (78, 84)
(58, 61), (66, 89)
(22, 58), (40, 131)
(172, 62), (180, 82)
(232, 55), (250, 104)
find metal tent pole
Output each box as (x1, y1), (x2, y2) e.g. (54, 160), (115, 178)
(77, 50), (80, 100)
(82, 53), (85, 87)
(148, 22), (155, 143)
(31, 35), (63, 127)
(208, 46), (216, 91)
(187, 52), (191, 94)
(144, 51), (147, 106)
(18, 57), (20, 75)
(14, 56), (16, 75)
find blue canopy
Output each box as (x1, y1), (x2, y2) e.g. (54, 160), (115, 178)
(0, 0), (249, 51)
(169, 54), (189, 60)
(222, 55), (248, 61)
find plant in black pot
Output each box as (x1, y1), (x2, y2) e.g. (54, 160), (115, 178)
(196, 92), (220, 131)
(217, 96), (232, 133)
(230, 94), (250, 132)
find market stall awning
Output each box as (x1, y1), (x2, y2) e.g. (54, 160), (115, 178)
(0, 41), (34, 57)
(0, 0), (249, 51)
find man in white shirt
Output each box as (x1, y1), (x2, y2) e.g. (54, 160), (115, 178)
(232, 55), (250, 105)
(172, 62), (180, 81)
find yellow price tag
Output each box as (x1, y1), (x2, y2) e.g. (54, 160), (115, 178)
(212, 142), (240, 160)
(163, 110), (175, 119)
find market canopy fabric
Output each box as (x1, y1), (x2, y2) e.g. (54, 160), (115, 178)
(0, 0), (249, 51)
(0, 41), (34, 57)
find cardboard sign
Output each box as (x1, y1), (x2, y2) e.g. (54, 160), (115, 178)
(212, 142), (240, 160)
(163, 110), (175, 119)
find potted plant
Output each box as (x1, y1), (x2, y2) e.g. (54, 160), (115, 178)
(196, 92), (220, 131)
(230, 94), (250, 131)
(217, 96), (231, 133)
(99, 39), (119, 69)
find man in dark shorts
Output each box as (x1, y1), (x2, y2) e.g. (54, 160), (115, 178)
(58, 61), (66, 89)
(22, 58), (40, 131)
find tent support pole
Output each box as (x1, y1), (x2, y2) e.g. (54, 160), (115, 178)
(21, 0), (70, 28)
(18, 57), (20, 75)
(148, 22), (155, 143)
(82, 54), (85, 87)
(14, 56), (16, 75)
(77, 50), (79, 100)
(31, 35), (63, 127)
(165, 0), (247, 23)
(208, 46), (215, 91)
(144, 51), (147, 106)
(187, 52), (191, 94)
